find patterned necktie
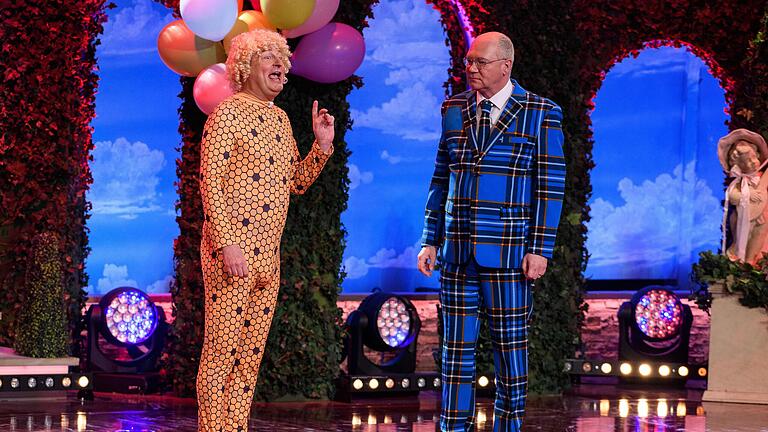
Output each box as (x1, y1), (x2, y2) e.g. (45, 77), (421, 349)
(478, 99), (494, 151)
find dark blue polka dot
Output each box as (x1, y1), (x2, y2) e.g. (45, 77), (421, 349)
(223, 151), (230, 159)
(251, 129), (258, 137)
(243, 218), (250, 226)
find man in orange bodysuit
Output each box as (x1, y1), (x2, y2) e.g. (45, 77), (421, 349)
(196, 29), (335, 432)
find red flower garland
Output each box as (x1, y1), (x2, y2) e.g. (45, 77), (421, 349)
(0, 0), (107, 351)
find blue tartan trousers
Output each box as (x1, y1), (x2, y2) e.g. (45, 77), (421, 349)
(439, 257), (533, 432)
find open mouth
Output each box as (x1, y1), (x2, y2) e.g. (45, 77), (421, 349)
(269, 71), (283, 82)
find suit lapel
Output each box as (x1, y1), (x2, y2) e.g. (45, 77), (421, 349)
(464, 95), (480, 153)
(481, 92), (524, 156)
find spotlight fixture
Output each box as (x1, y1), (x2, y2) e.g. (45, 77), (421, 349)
(618, 286), (693, 365)
(639, 364), (652, 377)
(620, 363), (632, 375)
(600, 363), (612, 374)
(698, 367), (707, 377)
(86, 287), (168, 393)
(0, 374), (93, 393)
(659, 365), (671, 377)
(340, 373), (440, 399)
(678, 366), (689, 377)
(478, 376), (490, 387)
(345, 293), (421, 376)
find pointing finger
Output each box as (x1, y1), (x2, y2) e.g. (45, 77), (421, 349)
(312, 100), (318, 120)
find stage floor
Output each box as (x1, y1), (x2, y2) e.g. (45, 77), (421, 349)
(0, 385), (766, 431)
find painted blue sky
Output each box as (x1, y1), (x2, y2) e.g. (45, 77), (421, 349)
(89, 0), (727, 295)
(585, 46), (727, 285)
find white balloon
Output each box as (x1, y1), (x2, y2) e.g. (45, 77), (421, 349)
(180, 0), (239, 42)
(193, 63), (235, 115)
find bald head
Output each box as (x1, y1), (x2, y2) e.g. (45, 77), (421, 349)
(474, 32), (515, 66)
(466, 32), (515, 97)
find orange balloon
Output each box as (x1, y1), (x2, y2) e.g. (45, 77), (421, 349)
(222, 10), (277, 54)
(157, 20), (226, 77)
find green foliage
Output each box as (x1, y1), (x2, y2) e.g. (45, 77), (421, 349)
(691, 251), (768, 312)
(14, 233), (68, 358)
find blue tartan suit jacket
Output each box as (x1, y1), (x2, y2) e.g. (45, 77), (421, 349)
(420, 80), (567, 269)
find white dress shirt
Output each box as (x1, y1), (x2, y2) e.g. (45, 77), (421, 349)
(476, 79), (514, 129)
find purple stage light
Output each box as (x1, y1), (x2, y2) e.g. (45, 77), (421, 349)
(101, 288), (158, 345)
(376, 297), (411, 348)
(634, 289), (683, 339)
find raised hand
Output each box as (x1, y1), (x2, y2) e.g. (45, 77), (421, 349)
(311, 100), (335, 154)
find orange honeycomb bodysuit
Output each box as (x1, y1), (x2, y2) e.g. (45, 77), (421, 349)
(196, 92), (331, 432)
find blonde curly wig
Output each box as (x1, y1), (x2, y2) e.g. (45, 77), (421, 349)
(226, 29), (292, 93)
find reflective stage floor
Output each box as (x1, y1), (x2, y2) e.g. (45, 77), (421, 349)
(0, 385), (766, 431)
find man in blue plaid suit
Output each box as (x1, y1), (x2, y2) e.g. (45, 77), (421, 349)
(417, 32), (566, 432)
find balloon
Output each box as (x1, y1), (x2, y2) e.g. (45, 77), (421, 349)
(223, 10), (277, 54)
(283, 0), (339, 38)
(157, 20), (226, 77)
(180, 0), (239, 41)
(290, 23), (365, 83)
(260, 0), (315, 30)
(238, 0), (243, 11)
(193, 63), (235, 115)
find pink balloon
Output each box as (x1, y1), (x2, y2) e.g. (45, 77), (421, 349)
(193, 63), (235, 115)
(282, 0), (339, 38)
(290, 23), (365, 84)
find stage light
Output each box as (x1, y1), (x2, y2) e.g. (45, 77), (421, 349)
(27, 378), (37, 388)
(618, 286), (693, 366)
(478, 376), (489, 387)
(351, 414), (362, 427)
(563, 361), (573, 372)
(620, 362), (632, 375)
(385, 378), (395, 389)
(676, 401), (687, 417)
(11, 378), (19, 389)
(0, 379), (3, 388)
(600, 363), (612, 374)
(400, 378), (410, 389)
(86, 287), (168, 393)
(345, 293), (421, 377)
(698, 367), (707, 377)
(367, 414), (377, 425)
(45, 378), (54, 388)
(78, 376), (90, 388)
(582, 362), (592, 373)
(352, 379), (363, 390)
(62, 377), (72, 388)
(417, 377), (426, 388)
(678, 366), (689, 377)
(433, 377), (441, 387)
(639, 363), (651, 376)
(659, 365), (671, 377)
(368, 379), (379, 390)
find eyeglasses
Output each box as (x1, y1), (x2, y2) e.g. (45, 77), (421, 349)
(463, 57), (509, 69)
